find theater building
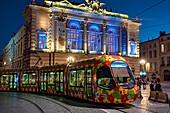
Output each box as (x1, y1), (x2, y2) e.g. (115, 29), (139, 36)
(2, 0), (141, 77)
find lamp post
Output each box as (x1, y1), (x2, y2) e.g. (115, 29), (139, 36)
(66, 56), (74, 95)
(140, 59), (146, 78)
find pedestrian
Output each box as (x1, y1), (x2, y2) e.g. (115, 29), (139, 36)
(155, 81), (162, 92)
(150, 81), (154, 91)
(142, 78), (146, 90)
(137, 77), (143, 99)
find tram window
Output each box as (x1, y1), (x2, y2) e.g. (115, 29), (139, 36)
(70, 69), (85, 87)
(60, 72), (63, 82)
(22, 74), (28, 84)
(29, 73), (36, 85)
(97, 66), (116, 90)
(1, 75), (9, 85)
(56, 72), (59, 82)
(111, 61), (135, 88)
(86, 69), (92, 83)
(48, 72), (54, 85)
(70, 70), (76, 86)
(56, 71), (64, 82)
(70, 71), (75, 86)
(77, 70), (85, 86)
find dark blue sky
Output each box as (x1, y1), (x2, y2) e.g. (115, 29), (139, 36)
(0, 0), (170, 54)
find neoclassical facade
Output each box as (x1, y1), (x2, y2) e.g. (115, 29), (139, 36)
(3, 0), (141, 77)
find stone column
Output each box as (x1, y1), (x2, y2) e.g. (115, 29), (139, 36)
(103, 20), (107, 54)
(48, 12), (53, 52)
(84, 18), (88, 54)
(119, 26), (122, 55)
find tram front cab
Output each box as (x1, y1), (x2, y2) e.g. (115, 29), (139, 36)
(95, 57), (138, 104)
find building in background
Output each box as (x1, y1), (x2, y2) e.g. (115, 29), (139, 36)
(2, 0), (141, 77)
(0, 55), (3, 69)
(140, 31), (170, 81)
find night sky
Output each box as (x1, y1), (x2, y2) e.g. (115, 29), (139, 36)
(0, 0), (170, 55)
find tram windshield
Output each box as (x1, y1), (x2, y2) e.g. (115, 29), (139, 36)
(111, 61), (135, 89)
(97, 66), (116, 90)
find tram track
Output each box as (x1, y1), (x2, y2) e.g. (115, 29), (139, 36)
(15, 93), (74, 113)
(1, 93), (45, 113)
(129, 104), (159, 113)
(1, 92), (73, 113)
(13, 96), (45, 113)
(1, 92), (161, 113)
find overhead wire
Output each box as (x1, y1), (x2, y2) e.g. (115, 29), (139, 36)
(135, 0), (166, 16)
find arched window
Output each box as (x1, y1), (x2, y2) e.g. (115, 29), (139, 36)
(67, 20), (82, 50)
(130, 39), (136, 55)
(88, 25), (100, 53)
(106, 28), (118, 54)
(37, 30), (47, 49)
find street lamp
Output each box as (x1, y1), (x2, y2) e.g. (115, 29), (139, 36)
(140, 59), (146, 78)
(67, 56), (74, 63)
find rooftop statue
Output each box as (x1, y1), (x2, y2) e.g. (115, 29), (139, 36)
(85, 0), (105, 12)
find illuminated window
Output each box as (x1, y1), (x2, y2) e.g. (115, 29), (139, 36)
(22, 74), (28, 84)
(130, 40), (136, 55)
(22, 73), (36, 85)
(122, 28), (127, 55)
(1, 75), (9, 85)
(106, 28), (118, 54)
(69, 69), (85, 87)
(70, 70), (77, 86)
(37, 31), (47, 49)
(97, 66), (116, 90)
(48, 72), (54, 85)
(67, 20), (83, 51)
(161, 44), (165, 53)
(111, 61), (135, 88)
(88, 24), (101, 53)
(77, 70), (85, 86)
(29, 73), (36, 84)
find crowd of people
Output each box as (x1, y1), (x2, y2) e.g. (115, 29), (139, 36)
(136, 77), (162, 99)
(149, 78), (162, 92)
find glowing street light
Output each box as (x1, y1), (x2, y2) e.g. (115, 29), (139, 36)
(140, 59), (146, 78)
(67, 56), (74, 63)
(140, 59), (146, 65)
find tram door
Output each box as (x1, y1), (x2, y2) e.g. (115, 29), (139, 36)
(56, 71), (64, 93)
(86, 68), (92, 99)
(10, 74), (18, 90)
(40, 72), (47, 92)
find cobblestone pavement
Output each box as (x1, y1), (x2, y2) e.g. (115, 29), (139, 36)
(0, 82), (170, 113)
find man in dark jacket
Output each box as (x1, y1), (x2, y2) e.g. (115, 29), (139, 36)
(150, 81), (154, 91)
(155, 81), (162, 92)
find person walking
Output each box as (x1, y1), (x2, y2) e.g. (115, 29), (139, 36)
(137, 77), (143, 99)
(150, 81), (155, 91)
(155, 81), (162, 92)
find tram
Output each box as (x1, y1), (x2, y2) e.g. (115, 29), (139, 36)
(0, 55), (138, 104)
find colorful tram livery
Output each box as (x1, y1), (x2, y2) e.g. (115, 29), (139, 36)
(0, 55), (138, 104)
